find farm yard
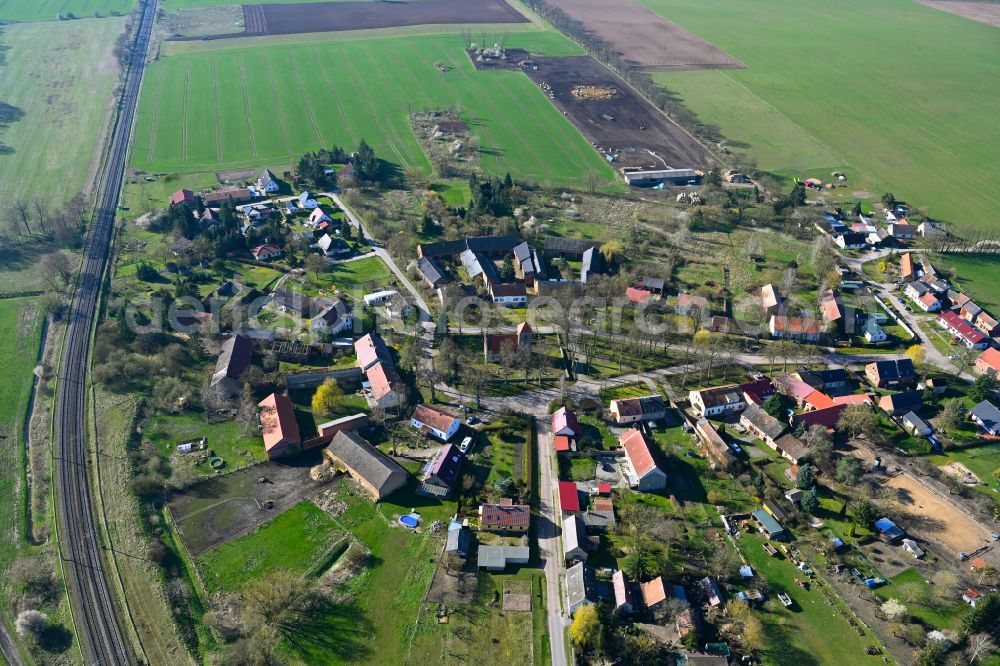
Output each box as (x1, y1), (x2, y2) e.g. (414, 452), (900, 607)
(643, 0), (1000, 233)
(167, 455), (335, 555)
(524, 55), (711, 169)
(0, 0), (132, 21)
(0, 17), (125, 203)
(131, 31), (618, 187)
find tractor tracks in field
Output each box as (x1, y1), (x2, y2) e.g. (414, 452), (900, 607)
(340, 55), (407, 166)
(314, 51), (358, 146)
(237, 56), (258, 158)
(290, 53), (327, 149)
(262, 55), (293, 156)
(211, 59), (223, 162)
(180, 62), (190, 163)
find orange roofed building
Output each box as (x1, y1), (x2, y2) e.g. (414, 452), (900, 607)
(258, 393), (301, 459)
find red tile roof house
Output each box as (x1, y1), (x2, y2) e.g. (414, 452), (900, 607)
(963, 588), (982, 607)
(740, 379), (775, 406)
(976, 347), (1000, 375)
(791, 404), (847, 433)
(479, 499), (531, 533)
(937, 311), (990, 349)
(170, 188), (197, 207)
(354, 332), (392, 371)
(409, 404), (461, 442)
(620, 428), (667, 491)
(419, 444), (465, 498)
(258, 392), (302, 459)
(768, 315), (822, 341)
(251, 244), (282, 261)
(625, 286), (655, 304)
(676, 293), (710, 316)
(366, 361), (407, 411)
(484, 321), (532, 362)
(820, 290), (844, 325)
(899, 252), (915, 281)
(559, 480), (582, 514)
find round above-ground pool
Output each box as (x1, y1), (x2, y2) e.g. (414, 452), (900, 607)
(399, 513), (420, 528)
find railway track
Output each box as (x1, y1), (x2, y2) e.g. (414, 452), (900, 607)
(53, 1), (156, 665)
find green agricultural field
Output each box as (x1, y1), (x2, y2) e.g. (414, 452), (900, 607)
(934, 253), (1000, 314)
(163, 0), (354, 8)
(0, 18), (124, 203)
(197, 500), (342, 592)
(132, 31), (617, 187)
(0, 0), (132, 21)
(643, 0), (1000, 233)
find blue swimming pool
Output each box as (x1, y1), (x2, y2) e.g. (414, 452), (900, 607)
(399, 514), (419, 528)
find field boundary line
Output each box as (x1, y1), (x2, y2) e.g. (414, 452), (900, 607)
(313, 50), (359, 145)
(211, 59), (223, 162)
(490, 73), (596, 172)
(144, 65), (163, 163)
(340, 55), (407, 165)
(289, 52), (327, 149)
(262, 55), (293, 157)
(237, 55), (258, 158)
(180, 61), (190, 164)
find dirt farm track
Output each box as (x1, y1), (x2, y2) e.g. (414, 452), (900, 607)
(240, 0), (527, 37)
(544, 0), (744, 71)
(525, 56), (711, 169)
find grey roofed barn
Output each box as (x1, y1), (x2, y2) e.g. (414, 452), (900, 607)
(326, 431), (407, 498)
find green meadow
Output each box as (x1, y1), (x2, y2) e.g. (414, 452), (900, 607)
(0, 18), (124, 202)
(643, 0), (1000, 233)
(132, 31), (617, 187)
(0, 0), (132, 21)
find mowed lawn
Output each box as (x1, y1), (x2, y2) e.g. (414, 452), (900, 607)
(132, 31), (617, 187)
(0, 0), (132, 21)
(196, 501), (342, 592)
(643, 0), (1000, 233)
(0, 17), (124, 202)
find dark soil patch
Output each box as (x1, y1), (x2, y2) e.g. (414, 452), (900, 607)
(231, 0), (527, 38)
(523, 55), (711, 169)
(168, 452), (334, 556)
(544, 0), (744, 71)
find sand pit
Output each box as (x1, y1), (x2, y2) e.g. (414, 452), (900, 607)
(939, 461), (981, 485)
(886, 473), (991, 554)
